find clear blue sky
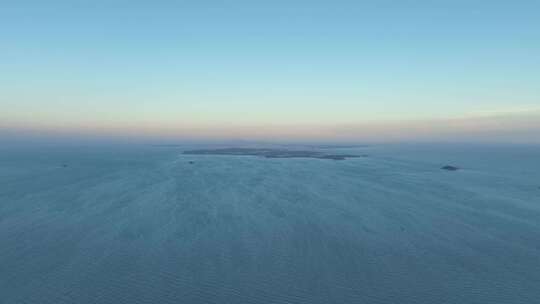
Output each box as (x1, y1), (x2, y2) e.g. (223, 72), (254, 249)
(1, 1), (539, 142)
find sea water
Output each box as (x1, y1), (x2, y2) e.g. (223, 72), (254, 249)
(1, 143), (539, 303)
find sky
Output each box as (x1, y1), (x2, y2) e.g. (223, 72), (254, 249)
(1, 0), (539, 143)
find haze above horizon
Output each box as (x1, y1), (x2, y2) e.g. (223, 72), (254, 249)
(1, 1), (539, 143)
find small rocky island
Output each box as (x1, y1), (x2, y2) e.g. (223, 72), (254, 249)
(441, 165), (460, 171)
(183, 148), (360, 160)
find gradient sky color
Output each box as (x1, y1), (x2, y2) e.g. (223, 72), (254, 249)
(1, 1), (539, 142)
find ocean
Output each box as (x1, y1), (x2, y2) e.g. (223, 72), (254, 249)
(1, 143), (539, 303)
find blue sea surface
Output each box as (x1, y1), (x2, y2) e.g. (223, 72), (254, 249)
(1, 144), (539, 303)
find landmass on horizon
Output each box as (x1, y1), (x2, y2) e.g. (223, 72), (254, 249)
(183, 147), (361, 160)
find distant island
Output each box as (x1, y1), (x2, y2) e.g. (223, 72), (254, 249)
(441, 165), (460, 171)
(182, 148), (360, 160)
